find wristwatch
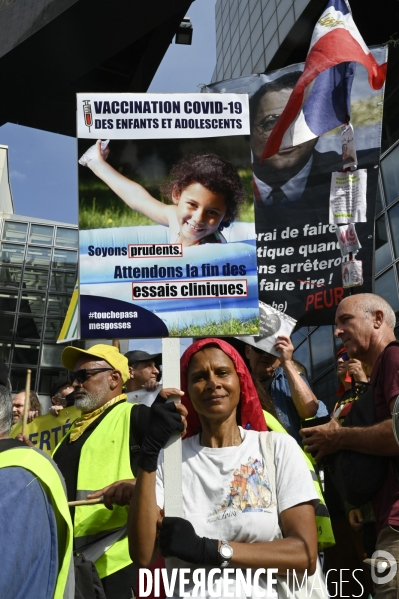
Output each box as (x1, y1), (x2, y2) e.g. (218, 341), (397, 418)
(219, 540), (233, 568)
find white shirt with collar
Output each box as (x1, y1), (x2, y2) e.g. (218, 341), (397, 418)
(253, 154), (313, 207)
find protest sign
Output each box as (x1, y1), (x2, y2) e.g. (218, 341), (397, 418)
(342, 260), (363, 288)
(329, 170), (367, 224)
(336, 223), (361, 256)
(204, 46), (386, 326)
(10, 405), (80, 455)
(341, 124), (358, 171)
(77, 93), (259, 338)
(238, 301), (296, 358)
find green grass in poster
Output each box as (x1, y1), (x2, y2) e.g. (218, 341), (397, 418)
(168, 316), (259, 337)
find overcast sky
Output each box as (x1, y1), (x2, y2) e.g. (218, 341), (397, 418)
(0, 0), (217, 226)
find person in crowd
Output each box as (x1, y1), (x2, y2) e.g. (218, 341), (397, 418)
(52, 344), (150, 599)
(333, 348), (369, 420)
(301, 293), (399, 598)
(244, 335), (328, 444)
(80, 143), (245, 246)
(0, 359), (74, 598)
(129, 338), (325, 598)
(125, 350), (162, 407)
(322, 348), (374, 598)
(48, 375), (75, 416)
(12, 389), (42, 424)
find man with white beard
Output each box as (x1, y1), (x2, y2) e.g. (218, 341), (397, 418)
(53, 344), (149, 599)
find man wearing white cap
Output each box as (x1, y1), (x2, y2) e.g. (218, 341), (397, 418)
(244, 335), (327, 444)
(53, 343), (148, 599)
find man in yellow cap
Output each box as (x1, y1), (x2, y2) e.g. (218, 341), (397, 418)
(53, 344), (147, 599)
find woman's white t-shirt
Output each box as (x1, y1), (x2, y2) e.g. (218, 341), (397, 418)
(155, 428), (319, 598)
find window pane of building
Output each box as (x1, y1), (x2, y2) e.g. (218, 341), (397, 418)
(0, 243), (25, 264)
(44, 319), (63, 342)
(10, 368), (37, 393)
(47, 295), (71, 318)
(375, 214), (392, 274)
(0, 314), (15, 339)
(375, 179), (385, 215)
(26, 246), (52, 268)
(293, 338), (311, 377)
(15, 315), (41, 340)
(313, 369), (337, 412)
(41, 344), (64, 367)
(50, 271), (75, 294)
(3, 221), (27, 243)
(0, 291), (18, 312)
(376, 268), (399, 312)
(291, 327), (308, 348)
(12, 343), (40, 366)
(309, 325), (334, 379)
(388, 201), (399, 260)
(0, 265), (22, 289)
(23, 268), (49, 291)
(20, 292), (46, 316)
(381, 144), (399, 206)
(29, 224), (53, 245)
(53, 249), (77, 270)
(55, 228), (78, 248)
(0, 342), (12, 363)
(39, 369), (67, 395)
(334, 334), (344, 353)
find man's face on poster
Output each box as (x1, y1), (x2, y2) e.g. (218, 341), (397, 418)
(251, 88), (317, 175)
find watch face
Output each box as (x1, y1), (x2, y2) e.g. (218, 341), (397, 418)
(220, 544), (233, 559)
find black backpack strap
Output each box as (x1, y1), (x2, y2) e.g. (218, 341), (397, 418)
(129, 404), (144, 478)
(0, 439), (25, 453)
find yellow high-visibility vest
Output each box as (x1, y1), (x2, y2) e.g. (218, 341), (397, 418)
(54, 400), (134, 579)
(263, 410), (335, 550)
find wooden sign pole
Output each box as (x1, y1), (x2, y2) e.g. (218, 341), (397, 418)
(161, 338), (183, 517)
(21, 369), (32, 438)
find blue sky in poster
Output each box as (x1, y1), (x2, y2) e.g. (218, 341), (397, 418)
(0, 0), (217, 226)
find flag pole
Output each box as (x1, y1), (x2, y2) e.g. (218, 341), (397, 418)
(21, 369), (32, 438)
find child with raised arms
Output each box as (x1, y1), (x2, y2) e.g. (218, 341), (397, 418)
(79, 140), (245, 246)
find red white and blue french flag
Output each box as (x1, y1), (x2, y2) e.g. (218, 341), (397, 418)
(261, 0), (387, 161)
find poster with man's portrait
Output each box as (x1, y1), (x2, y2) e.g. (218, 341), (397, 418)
(204, 46), (386, 326)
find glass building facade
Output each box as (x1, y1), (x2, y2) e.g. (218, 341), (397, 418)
(0, 214), (78, 398)
(214, 0), (399, 412)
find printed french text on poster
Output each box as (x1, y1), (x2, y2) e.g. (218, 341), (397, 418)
(204, 46), (386, 326)
(77, 93), (260, 338)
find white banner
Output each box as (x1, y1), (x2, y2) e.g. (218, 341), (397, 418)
(77, 93), (250, 139)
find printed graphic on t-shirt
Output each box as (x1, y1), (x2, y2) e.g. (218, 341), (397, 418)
(208, 457), (275, 522)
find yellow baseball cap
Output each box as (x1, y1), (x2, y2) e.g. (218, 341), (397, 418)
(61, 344), (130, 383)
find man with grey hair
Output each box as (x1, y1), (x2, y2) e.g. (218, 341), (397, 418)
(0, 360), (74, 598)
(301, 293), (399, 598)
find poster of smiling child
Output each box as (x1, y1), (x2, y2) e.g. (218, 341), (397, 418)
(77, 93), (259, 338)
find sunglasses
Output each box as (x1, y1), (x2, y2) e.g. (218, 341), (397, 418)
(68, 368), (113, 385)
(337, 352), (349, 363)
